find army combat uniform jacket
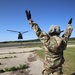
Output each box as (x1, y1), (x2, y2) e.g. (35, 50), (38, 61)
(28, 19), (73, 73)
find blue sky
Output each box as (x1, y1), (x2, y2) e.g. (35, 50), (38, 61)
(0, 0), (75, 42)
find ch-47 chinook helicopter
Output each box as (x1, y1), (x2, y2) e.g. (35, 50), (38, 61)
(7, 30), (29, 39)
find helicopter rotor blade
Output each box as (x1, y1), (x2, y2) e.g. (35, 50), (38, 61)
(22, 31), (29, 34)
(7, 30), (19, 33)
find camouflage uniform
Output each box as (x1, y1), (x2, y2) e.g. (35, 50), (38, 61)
(28, 19), (73, 75)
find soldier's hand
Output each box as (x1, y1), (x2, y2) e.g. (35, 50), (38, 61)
(25, 10), (31, 20)
(68, 18), (72, 24)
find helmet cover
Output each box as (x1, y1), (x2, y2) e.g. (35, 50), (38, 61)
(48, 25), (63, 34)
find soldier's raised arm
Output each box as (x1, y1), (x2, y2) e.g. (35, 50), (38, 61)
(25, 10), (50, 44)
(62, 18), (73, 43)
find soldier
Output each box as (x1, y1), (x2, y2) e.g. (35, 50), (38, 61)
(25, 10), (73, 75)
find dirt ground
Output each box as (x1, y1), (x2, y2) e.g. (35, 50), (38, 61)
(0, 45), (75, 75)
(0, 47), (44, 75)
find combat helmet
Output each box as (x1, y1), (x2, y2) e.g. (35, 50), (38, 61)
(48, 25), (64, 35)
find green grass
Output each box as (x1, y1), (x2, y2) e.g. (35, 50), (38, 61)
(68, 41), (75, 45)
(35, 49), (45, 60)
(0, 56), (17, 59)
(0, 64), (29, 73)
(63, 47), (75, 75)
(35, 47), (75, 75)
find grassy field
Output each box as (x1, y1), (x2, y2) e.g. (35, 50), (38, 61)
(0, 40), (75, 47)
(0, 40), (75, 75)
(63, 47), (75, 75)
(35, 47), (75, 75)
